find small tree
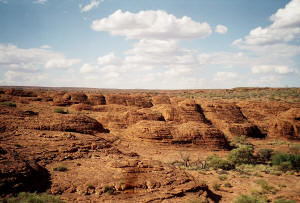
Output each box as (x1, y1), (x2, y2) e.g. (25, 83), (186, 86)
(228, 145), (255, 166)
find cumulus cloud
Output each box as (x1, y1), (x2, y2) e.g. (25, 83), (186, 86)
(2, 71), (48, 86)
(234, 0), (300, 46)
(80, 0), (103, 13)
(34, 0), (47, 4)
(0, 44), (81, 72)
(98, 52), (122, 66)
(91, 10), (212, 40)
(79, 39), (202, 89)
(40, 45), (51, 49)
(80, 63), (98, 74)
(215, 24), (228, 34)
(214, 72), (238, 81)
(45, 58), (81, 69)
(251, 65), (294, 74)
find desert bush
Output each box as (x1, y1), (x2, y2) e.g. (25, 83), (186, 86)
(218, 174), (228, 181)
(53, 165), (67, 172)
(14, 144), (23, 148)
(234, 194), (267, 203)
(271, 152), (300, 171)
(255, 179), (278, 194)
(53, 108), (69, 114)
(228, 145), (255, 166)
(0, 192), (64, 203)
(212, 182), (221, 191)
(232, 135), (248, 146)
(1, 101), (16, 107)
(256, 148), (274, 162)
(289, 144), (300, 154)
(224, 182), (232, 188)
(104, 185), (116, 195)
(274, 198), (296, 203)
(206, 155), (235, 170)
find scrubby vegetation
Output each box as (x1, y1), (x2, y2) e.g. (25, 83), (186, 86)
(1, 101), (16, 107)
(53, 165), (67, 172)
(271, 152), (300, 171)
(0, 192), (64, 203)
(227, 145), (255, 165)
(206, 155), (234, 170)
(234, 193), (267, 203)
(53, 108), (69, 114)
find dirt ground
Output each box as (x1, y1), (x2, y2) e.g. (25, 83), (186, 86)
(0, 87), (300, 202)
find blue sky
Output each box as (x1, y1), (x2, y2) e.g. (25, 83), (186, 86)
(0, 0), (299, 89)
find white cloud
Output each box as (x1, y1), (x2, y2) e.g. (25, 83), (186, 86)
(80, 0), (102, 13)
(91, 10), (212, 40)
(34, 0), (47, 4)
(0, 44), (81, 72)
(234, 0), (300, 46)
(248, 75), (282, 87)
(80, 63), (98, 74)
(45, 58), (81, 69)
(97, 52), (122, 66)
(251, 65), (294, 74)
(2, 71), (48, 86)
(215, 24), (228, 34)
(214, 72), (238, 81)
(40, 45), (51, 49)
(0, 0), (7, 4)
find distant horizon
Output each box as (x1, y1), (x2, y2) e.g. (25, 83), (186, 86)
(1, 85), (299, 91)
(1, 0), (300, 89)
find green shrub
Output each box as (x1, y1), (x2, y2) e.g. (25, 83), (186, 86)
(274, 198), (296, 203)
(256, 148), (274, 162)
(234, 194), (267, 203)
(206, 155), (235, 170)
(232, 135), (248, 146)
(289, 144), (300, 154)
(104, 185), (116, 195)
(218, 174), (228, 181)
(1, 101), (16, 107)
(53, 108), (69, 114)
(212, 182), (221, 191)
(228, 145), (255, 166)
(255, 179), (278, 194)
(271, 152), (300, 171)
(224, 182), (232, 188)
(53, 165), (67, 172)
(0, 192), (64, 203)
(14, 144), (23, 148)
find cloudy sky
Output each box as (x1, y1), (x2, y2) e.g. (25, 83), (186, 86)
(0, 0), (300, 89)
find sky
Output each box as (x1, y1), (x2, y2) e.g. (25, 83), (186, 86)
(0, 0), (300, 89)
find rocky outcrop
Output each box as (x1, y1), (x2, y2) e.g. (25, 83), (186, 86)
(152, 99), (210, 124)
(152, 95), (171, 105)
(173, 122), (229, 148)
(0, 148), (51, 195)
(48, 157), (216, 202)
(5, 89), (37, 97)
(106, 94), (153, 108)
(88, 94), (106, 105)
(126, 120), (229, 149)
(201, 101), (263, 138)
(269, 108), (300, 139)
(33, 114), (108, 134)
